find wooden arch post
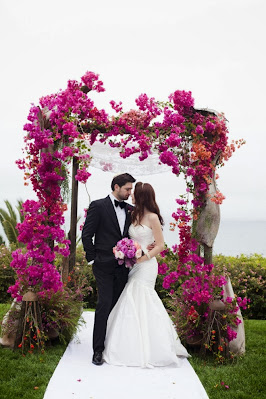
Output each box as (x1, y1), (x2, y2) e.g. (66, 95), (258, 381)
(68, 156), (79, 273)
(37, 108), (79, 281)
(61, 157), (79, 283)
(192, 108), (223, 265)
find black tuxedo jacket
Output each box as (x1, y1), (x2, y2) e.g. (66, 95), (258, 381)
(82, 196), (133, 266)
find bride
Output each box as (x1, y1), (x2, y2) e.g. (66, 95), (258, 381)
(103, 182), (189, 367)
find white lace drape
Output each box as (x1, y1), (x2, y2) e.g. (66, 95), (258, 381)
(89, 141), (171, 176)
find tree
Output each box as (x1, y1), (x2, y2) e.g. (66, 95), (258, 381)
(0, 200), (24, 247)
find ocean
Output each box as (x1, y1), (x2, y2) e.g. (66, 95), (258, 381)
(163, 220), (266, 257)
(0, 219), (264, 258)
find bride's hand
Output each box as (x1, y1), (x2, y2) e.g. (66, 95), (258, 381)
(135, 255), (146, 264)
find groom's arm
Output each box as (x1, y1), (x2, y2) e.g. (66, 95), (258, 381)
(82, 201), (100, 262)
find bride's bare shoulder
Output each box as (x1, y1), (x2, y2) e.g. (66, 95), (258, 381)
(147, 213), (159, 223)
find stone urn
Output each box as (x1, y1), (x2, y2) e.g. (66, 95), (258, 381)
(0, 299), (22, 348)
(209, 297), (226, 311)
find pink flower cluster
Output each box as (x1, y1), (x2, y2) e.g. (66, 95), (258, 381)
(236, 296), (248, 309)
(169, 90), (194, 115)
(162, 271), (180, 289)
(8, 196), (69, 299)
(158, 262), (169, 275)
(181, 270), (226, 306)
(110, 100), (123, 113)
(81, 71), (105, 93)
(113, 238), (142, 268)
(159, 150), (180, 174)
(135, 93), (161, 116)
(227, 326), (237, 342)
(75, 167), (91, 183)
(159, 243), (248, 344)
(120, 109), (151, 129)
(10, 71), (109, 299)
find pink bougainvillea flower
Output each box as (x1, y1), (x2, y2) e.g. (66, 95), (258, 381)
(9, 71), (245, 360)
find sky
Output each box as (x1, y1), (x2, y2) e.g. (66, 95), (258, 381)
(0, 0), (266, 241)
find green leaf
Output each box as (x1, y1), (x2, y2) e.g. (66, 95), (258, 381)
(4, 200), (17, 223)
(2, 219), (18, 244)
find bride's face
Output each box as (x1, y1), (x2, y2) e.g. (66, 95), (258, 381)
(131, 192), (135, 204)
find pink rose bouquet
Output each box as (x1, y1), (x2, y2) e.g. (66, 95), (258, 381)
(113, 238), (142, 268)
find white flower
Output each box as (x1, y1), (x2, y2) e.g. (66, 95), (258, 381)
(115, 250), (124, 259)
(135, 248), (142, 259)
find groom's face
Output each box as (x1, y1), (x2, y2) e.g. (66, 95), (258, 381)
(115, 182), (133, 201)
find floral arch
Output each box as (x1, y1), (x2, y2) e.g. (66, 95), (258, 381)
(8, 71), (246, 356)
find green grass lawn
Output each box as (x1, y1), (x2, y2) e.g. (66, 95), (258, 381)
(190, 319), (266, 398)
(0, 304), (265, 399)
(0, 303), (68, 399)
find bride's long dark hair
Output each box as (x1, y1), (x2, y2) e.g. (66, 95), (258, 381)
(131, 182), (164, 226)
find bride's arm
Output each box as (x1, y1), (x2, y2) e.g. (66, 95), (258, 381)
(136, 214), (164, 263)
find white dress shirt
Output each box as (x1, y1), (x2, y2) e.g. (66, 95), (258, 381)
(109, 193), (126, 235)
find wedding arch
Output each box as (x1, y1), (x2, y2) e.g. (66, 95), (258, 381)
(8, 71), (246, 357)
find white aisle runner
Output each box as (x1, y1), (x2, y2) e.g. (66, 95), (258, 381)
(44, 311), (209, 399)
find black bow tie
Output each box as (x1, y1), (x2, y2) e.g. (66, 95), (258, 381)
(114, 199), (126, 209)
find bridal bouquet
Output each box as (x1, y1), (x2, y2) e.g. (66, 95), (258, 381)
(113, 238), (142, 268)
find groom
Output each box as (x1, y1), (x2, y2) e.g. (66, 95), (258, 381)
(82, 173), (136, 365)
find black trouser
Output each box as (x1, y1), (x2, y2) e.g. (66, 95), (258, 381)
(92, 262), (129, 353)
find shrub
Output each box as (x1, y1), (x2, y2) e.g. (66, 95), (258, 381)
(156, 251), (266, 321)
(213, 254), (266, 320)
(0, 244), (16, 303)
(38, 289), (84, 344)
(0, 244), (93, 350)
(74, 245), (98, 309)
(156, 247), (249, 363)
(2, 241), (264, 321)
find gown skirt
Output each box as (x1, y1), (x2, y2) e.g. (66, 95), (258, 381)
(103, 224), (189, 368)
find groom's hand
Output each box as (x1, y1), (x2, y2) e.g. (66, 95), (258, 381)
(147, 242), (155, 251)
(140, 243), (155, 258)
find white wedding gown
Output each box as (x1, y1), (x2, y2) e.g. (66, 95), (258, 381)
(103, 224), (189, 368)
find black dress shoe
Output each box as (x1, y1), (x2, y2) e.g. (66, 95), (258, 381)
(92, 351), (103, 365)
